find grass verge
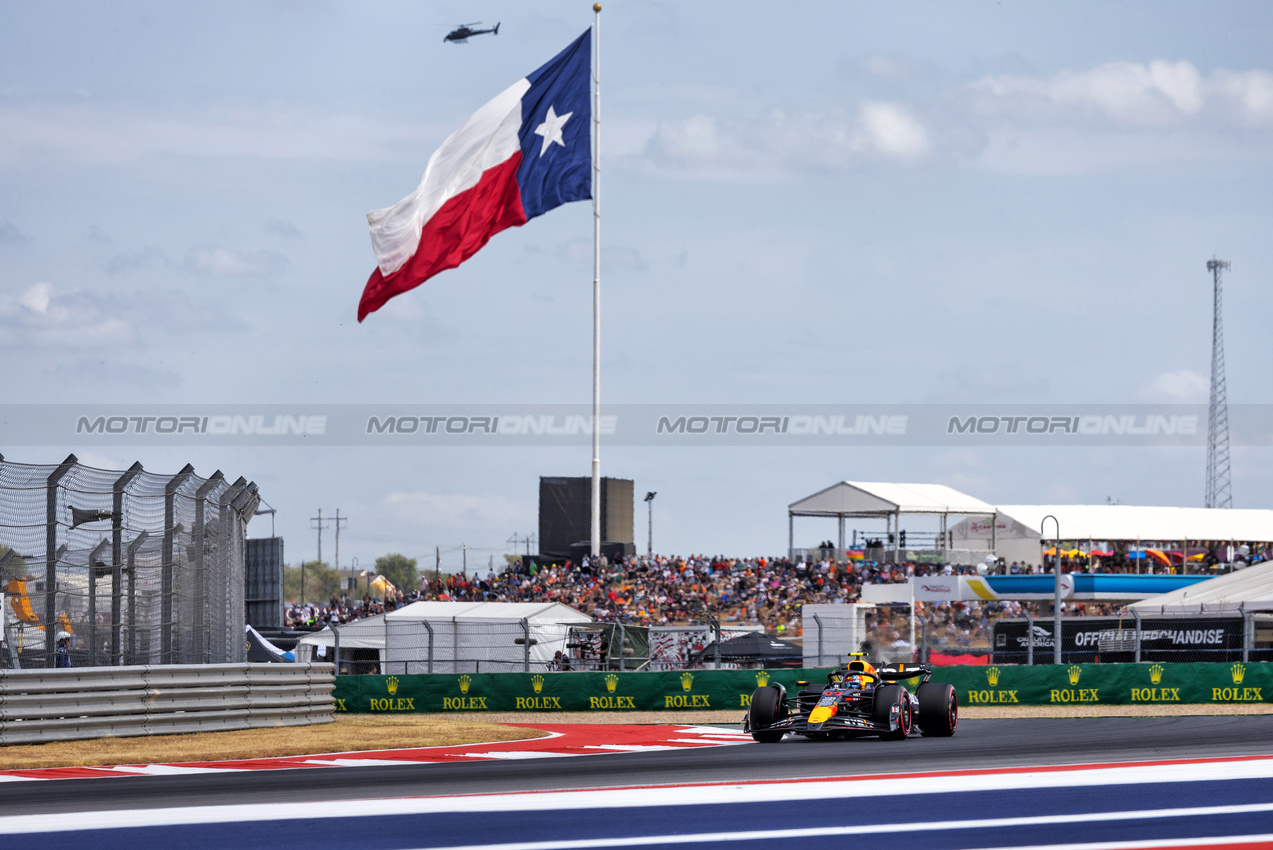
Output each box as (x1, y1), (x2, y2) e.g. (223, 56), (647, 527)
(0, 715), (547, 770)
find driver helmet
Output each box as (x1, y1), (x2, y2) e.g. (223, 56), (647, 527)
(845, 674), (863, 689)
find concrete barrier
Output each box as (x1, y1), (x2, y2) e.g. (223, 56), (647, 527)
(0, 662), (335, 744)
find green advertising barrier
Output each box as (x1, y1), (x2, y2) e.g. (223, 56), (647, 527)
(332, 668), (827, 714)
(332, 662), (1272, 714)
(942, 661), (1271, 707)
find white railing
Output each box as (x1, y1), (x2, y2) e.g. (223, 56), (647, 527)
(0, 662), (335, 745)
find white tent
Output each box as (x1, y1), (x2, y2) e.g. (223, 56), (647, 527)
(788, 481), (997, 562)
(382, 601), (592, 674)
(1130, 562), (1273, 614)
(293, 614), (389, 669)
(952, 504), (1273, 568)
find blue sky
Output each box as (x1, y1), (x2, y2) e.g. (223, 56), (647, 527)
(2, 1), (1272, 570)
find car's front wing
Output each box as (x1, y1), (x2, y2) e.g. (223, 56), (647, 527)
(745, 711), (894, 736)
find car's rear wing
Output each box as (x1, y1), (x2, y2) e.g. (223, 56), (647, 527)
(876, 663), (932, 682)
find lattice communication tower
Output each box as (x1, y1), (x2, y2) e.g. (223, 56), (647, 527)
(1205, 257), (1233, 509)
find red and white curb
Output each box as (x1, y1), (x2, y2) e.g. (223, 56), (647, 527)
(0, 723), (751, 782)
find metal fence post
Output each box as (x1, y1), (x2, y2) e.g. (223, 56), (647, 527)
(1132, 608), (1143, 664)
(111, 462), (143, 667)
(161, 465), (194, 665)
(921, 619), (929, 665)
(813, 614), (824, 666)
(1242, 605), (1251, 663)
(332, 624), (341, 673)
(712, 619), (721, 670)
(1024, 608), (1034, 666)
(423, 619), (434, 673)
(44, 454), (76, 669)
(521, 618), (530, 672)
(617, 623), (626, 672)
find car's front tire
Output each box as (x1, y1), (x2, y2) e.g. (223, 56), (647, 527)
(748, 686), (786, 743)
(874, 684), (912, 740)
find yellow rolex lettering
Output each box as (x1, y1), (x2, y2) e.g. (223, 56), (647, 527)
(741, 694), (751, 707)
(1050, 689), (1063, 702)
(1007, 690), (1019, 703)
(335, 698), (347, 711)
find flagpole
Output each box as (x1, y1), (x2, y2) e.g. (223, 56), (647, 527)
(590, 3), (602, 559)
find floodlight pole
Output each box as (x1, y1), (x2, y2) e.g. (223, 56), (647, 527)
(1042, 515), (1061, 664)
(644, 491), (656, 556)
(589, 3), (603, 559)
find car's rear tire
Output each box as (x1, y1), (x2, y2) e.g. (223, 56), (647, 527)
(874, 684), (911, 740)
(917, 682), (958, 736)
(749, 686), (786, 743)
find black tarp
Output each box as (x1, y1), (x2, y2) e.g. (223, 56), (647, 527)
(692, 632), (804, 667)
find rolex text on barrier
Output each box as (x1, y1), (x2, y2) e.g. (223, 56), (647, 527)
(331, 663), (1272, 713)
(333, 669), (822, 713)
(942, 661), (1271, 706)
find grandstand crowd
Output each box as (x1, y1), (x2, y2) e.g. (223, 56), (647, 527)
(284, 552), (1137, 650)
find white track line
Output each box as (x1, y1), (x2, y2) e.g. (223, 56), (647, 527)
(1, 756), (1271, 834)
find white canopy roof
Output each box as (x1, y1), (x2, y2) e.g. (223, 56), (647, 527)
(385, 600), (591, 623)
(1130, 562), (1273, 614)
(789, 481), (997, 517)
(295, 614), (388, 649)
(994, 505), (1273, 543)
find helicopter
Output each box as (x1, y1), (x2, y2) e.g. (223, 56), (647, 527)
(444, 22), (500, 43)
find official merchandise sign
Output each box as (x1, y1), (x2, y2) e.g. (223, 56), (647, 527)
(991, 616), (1249, 664)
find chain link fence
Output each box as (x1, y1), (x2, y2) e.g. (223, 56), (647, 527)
(0, 453), (259, 669)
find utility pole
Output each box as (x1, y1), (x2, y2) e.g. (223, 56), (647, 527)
(332, 509), (348, 571)
(1206, 257), (1234, 509)
(435, 546), (440, 580)
(463, 544), (467, 578)
(310, 509), (332, 565)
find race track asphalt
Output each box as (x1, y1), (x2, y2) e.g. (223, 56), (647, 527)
(4, 715), (1273, 816)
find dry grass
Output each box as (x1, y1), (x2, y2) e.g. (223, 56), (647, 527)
(0, 715), (547, 770)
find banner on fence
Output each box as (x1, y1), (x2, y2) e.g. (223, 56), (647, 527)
(332, 662), (1271, 713)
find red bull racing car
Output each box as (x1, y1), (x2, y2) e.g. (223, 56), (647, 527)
(743, 655), (958, 742)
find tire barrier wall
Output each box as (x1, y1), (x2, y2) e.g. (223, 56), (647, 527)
(333, 662), (1273, 714)
(0, 662), (336, 745)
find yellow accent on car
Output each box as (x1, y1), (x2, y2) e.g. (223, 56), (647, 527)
(808, 705), (836, 724)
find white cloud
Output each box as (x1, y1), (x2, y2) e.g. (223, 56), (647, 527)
(857, 101), (930, 158)
(0, 282), (134, 347)
(188, 247), (288, 276)
(0, 103), (439, 166)
(974, 60), (1273, 126)
(1136, 369), (1210, 404)
(18, 281), (51, 313)
(638, 101), (929, 180)
(381, 491), (531, 535)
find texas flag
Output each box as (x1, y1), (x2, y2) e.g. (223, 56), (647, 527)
(358, 30), (592, 322)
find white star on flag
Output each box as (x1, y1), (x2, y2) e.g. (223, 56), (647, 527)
(533, 105), (573, 157)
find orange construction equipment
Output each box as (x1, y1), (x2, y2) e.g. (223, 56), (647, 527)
(4, 579), (42, 628)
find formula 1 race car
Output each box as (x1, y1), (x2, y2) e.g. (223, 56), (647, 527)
(743, 655), (957, 742)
